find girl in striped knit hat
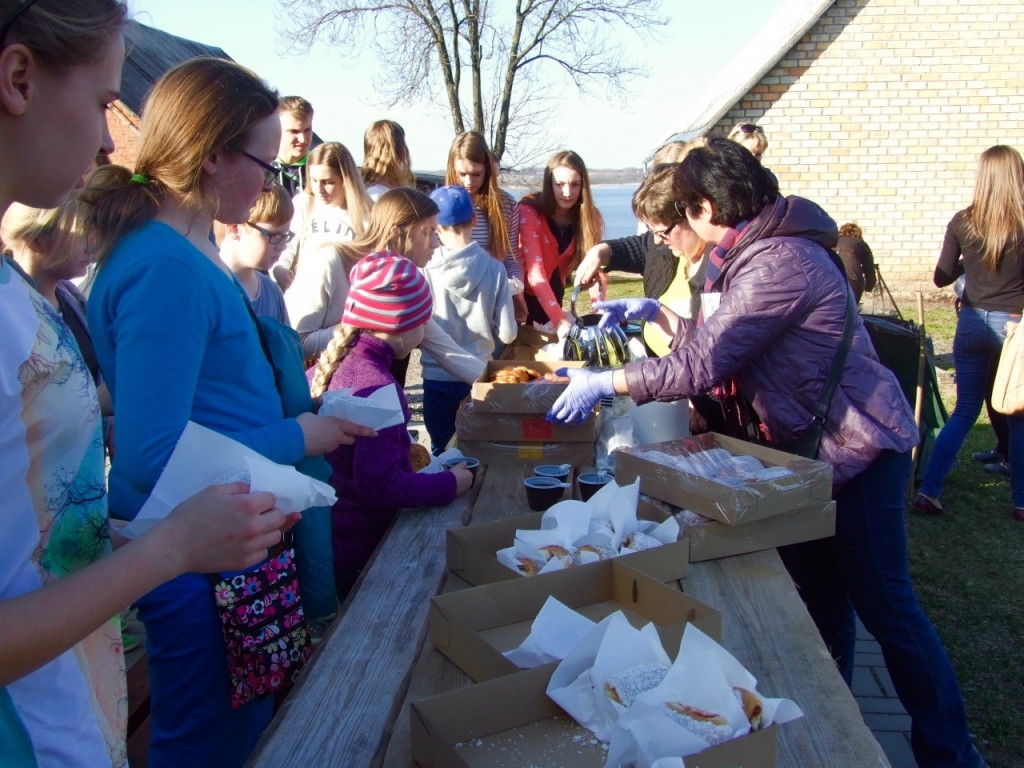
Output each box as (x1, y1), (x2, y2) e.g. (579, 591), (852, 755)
(309, 251), (474, 597)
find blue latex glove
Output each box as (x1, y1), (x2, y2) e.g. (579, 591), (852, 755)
(594, 298), (661, 331)
(547, 368), (616, 425)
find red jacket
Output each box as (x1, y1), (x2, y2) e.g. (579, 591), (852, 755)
(519, 203), (576, 325)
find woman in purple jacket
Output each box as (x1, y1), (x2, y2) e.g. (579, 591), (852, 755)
(548, 139), (984, 768)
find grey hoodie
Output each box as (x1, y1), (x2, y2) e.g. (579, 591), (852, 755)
(421, 241), (518, 382)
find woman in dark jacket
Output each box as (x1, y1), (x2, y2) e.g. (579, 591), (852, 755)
(575, 163), (710, 356)
(548, 138), (984, 768)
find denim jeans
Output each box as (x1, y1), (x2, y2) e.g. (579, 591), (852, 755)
(920, 306), (1024, 505)
(423, 379), (472, 455)
(779, 450), (984, 768)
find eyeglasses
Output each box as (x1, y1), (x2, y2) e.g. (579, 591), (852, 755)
(239, 150), (279, 187)
(673, 201), (688, 219)
(247, 222), (294, 245)
(650, 222), (676, 242)
(0, 0), (40, 48)
(738, 124), (764, 135)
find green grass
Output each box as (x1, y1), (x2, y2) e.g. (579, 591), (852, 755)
(592, 284), (1023, 764)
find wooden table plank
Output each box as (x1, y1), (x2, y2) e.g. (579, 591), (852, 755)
(246, 470), (486, 768)
(684, 552), (890, 768)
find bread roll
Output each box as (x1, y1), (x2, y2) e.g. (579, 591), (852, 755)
(409, 444), (432, 472)
(733, 686), (763, 730)
(663, 702), (733, 746)
(602, 663), (669, 707)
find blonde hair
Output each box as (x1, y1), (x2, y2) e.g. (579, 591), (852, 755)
(305, 142), (373, 238)
(446, 132), (510, 260)
(652, 137), (705, 166)
(278, 95), (313, 122)
(632, 164), (683, 225)
(0, 0), (126, 71)
(727, 123), (768, 157)
(212, 184), (294, 245)
(78, 58), (279, 263)
(310, 325), (362, 398)
(965, 145), (1024, 271)
(1, 198), (88, 269)
(330, 187), (439, 277)
(839, 222), (863, 239)
(362, 120), (415, 190)
(519, 150), (604, 274)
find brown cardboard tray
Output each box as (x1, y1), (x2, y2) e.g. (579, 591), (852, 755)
(470, 360), (585, 414)
(429, 559), (721, 682)
(456, 400), (599, 443)
(614, 433), (833, 526)
(410, 664), (778, 768)
(446, 511), (690, 587)
(458, 439), (595, 469)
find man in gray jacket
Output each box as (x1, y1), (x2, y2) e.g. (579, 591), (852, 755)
(421, 186), (518, 453)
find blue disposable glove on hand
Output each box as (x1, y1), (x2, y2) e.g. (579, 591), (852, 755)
(546, 368), (616, 424)
(594, 298), (661, 331)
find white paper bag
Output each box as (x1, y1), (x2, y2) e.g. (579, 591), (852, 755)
(319, 383), (405, 430)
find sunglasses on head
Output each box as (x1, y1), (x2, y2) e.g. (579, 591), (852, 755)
(738, 124), (764, 135)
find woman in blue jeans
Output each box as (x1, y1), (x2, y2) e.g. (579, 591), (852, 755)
(549, 138), (985, 767)
(915, 145), (1024, 522)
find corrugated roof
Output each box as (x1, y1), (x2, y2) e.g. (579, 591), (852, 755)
(119, 20), (232, 116)
(651, 0), (836, 157)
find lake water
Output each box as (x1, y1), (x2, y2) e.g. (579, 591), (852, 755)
(505, 183), (639, 240)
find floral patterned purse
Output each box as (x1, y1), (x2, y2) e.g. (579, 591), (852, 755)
(209, 539), (314, 709)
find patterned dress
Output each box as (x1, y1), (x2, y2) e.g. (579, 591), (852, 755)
(0, 259), (126, 767)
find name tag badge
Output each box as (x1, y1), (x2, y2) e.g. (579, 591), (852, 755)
(702, 292), (722, 320)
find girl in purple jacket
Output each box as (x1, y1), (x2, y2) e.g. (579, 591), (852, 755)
(308, 252), (474, 597)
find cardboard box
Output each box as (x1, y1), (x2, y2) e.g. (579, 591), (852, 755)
(410, 664), (778, 768)
(447, 511), (690, 587)
(499, 326), (561, 362)
(471, 361), (585, 414)
(430, 559), (722, 682)
(455, 400), (599, 443)
(458, 439), (595, 469)
(638, 495), (837, 563)
(614, 433), (833, 526)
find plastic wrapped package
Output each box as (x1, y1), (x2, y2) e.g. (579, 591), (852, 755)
(615, 433), (833, 526)
(596, 396), (640, 472)
(455, 398), (600, 443)
(637, 493), (836, 562)
(458, 438), (595, 468)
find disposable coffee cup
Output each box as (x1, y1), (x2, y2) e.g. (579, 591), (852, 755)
(524, 476), (570, 512)
(444, 456), (480, 482)
(578, 471), (612, 502)
(534, 463), (571, 481)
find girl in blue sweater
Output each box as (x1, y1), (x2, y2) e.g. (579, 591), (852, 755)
(81, 58), (372, 767)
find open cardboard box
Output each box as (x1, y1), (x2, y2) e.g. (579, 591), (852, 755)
(447, 511), (690, 587)
(456, 399), (599, 443)
(430, 559), (721, 683)
(411, 664), (778, 768)
(638, 495), (836, 563)
(458, 439), (596, 468)
(471, 360), (586, 414)
(499, 326), (561, 362)
(614, 433), (833, 526)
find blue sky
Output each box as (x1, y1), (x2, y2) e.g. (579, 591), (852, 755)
(129, 0), (787, 169)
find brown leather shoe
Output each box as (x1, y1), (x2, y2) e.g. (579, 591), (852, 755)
(1014, 508), (1024, 522)
(912, 494), (944, 515)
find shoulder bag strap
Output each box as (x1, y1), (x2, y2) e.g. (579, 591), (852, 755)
(809, 285), (857, 428)
(234, 278), (281, 396)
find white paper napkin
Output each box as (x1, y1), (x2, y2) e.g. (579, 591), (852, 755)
(122, 422), (337, 539)
(502, 596), (597, 668)
(319, 383), (405, 430)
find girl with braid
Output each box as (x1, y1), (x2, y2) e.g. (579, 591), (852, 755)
(309, 253), (474, 598)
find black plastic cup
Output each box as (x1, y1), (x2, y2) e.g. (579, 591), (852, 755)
(524, 476), (570, 512)
(578, 471), (612, 502)
(444, 456), (480, 482)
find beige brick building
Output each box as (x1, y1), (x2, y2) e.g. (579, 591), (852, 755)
(658, 0), (1024, 294)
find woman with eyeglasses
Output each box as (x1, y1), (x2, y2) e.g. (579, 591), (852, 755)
(575, 140), (710, 358)
(216, 184), (294, 325)
(728, 122), (768, 161)
(548, 138), (985, 768)
(79, 57), (375, 767)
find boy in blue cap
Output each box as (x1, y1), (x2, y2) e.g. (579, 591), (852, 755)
(423, 185), (518, 454)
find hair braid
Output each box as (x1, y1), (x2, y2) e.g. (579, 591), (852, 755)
(310, 325), (361, 398)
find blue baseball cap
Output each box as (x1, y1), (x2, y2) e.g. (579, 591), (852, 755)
(430, 185), (475, 227)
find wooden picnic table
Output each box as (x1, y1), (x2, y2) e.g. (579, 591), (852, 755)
(248, 461), (891, 768)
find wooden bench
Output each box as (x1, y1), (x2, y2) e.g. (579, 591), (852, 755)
(248, 462), (891, 767)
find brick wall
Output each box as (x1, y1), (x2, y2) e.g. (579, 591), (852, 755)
(712, 0), (1024, 294)
(107, 101), (140, 168)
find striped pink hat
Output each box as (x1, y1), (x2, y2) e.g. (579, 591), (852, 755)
(343, 250), (433, 333)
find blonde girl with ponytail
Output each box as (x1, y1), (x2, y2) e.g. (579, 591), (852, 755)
(272, 141), (372, 289)
(287, 187), (487, 387)
(361, 119), (416, 201)
(307, 252), (473, 597)
(79, 57), (373, 765)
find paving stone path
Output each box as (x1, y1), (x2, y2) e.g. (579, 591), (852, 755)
(855, 617), (917, 768)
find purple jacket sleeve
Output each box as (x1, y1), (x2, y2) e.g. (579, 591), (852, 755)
(624, 243), (813, 403)
(350, 424), (458, 509)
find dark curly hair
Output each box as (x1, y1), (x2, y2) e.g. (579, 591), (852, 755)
(676, 137), (779, 227)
